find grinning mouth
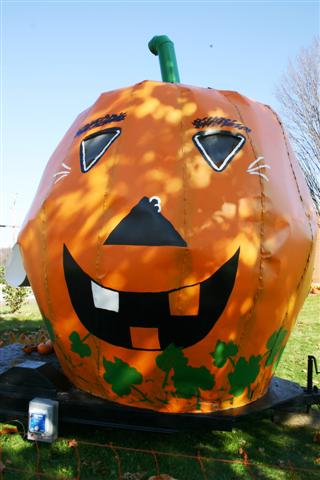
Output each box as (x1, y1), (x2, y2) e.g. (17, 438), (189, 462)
(63, 246), (240, 351)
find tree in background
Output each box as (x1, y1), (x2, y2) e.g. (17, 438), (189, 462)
(276, 37), (320, 214)
(0, 266), (29, 314)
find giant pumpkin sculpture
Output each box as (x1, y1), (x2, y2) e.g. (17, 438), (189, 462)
(6, 36), (317, 414)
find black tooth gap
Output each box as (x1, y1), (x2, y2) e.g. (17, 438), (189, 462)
(63, 245), (239, 351)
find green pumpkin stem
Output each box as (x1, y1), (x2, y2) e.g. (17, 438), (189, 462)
(148, 35), (181, 83)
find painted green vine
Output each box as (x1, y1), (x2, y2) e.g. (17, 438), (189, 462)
(69, 331), (92, 358)
(228, 355), (261, 398)
(66, 324), (288, 406)
(211, 340), (238, 368)
(265, 327), (288, 371)
(103, 357), (151, 403)
(156, 344), (214, 410)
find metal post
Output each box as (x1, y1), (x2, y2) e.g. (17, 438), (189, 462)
(307, 355), (314, 393)
(307, 355), (319, 393)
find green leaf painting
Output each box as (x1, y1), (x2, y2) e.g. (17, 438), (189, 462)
(228, 355), (261, 398)
(273, 345), (285, 371)
(103, 357), (150, 402)
(265, 327), (287, 368)
(69, 331), (92, 358)
(156, 343), (188, 387)
(172, 364), (215, 409)
(156, 344), (215, 409)
(211, 340), (238, 368)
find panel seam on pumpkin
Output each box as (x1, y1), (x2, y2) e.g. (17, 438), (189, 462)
(264, 105), (315, 293)
(221, 92), (266, 400)
(91, 335), (106, 396)
(262, 104), (314, 397)
(40, 201), (78, 374)
(263, 105), (315, 363)
(178, 83), (187, 313)
(97, 93), (127, 285)
(41, 200), (55, 333)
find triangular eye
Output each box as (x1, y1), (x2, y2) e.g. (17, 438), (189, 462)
(80, 128), (121, 172)
(193, 131), (245, 172)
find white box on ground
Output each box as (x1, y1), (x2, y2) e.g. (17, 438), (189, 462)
(28, 397), (58, 443)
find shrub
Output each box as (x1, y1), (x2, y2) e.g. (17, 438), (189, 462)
(0, 266), (29, 313)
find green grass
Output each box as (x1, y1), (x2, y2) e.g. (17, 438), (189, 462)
(0, 296), (319, 479)
(276, 295), (320, 386)
(0, 299), (44, 344)
(1, 418), (319, 479)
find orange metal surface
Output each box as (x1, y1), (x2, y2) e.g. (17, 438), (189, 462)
(16, 81), (317, 413)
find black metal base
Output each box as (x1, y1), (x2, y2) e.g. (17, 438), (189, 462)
(0, 352), (310, 433)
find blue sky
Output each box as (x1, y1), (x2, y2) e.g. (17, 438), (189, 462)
(1, 0), (319, 246)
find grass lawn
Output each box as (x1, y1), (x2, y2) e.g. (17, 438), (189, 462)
(0, 299), (44, 344)
(276, 295), (320, 386)
(0, 295), (319, 479)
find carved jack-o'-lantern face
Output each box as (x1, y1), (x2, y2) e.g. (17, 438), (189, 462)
(11, 80), (316, 414)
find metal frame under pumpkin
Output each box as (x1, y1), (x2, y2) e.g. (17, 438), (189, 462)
(0, 353), (318, 433)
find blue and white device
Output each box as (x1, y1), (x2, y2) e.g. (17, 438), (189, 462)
(28, 398), (58, 443)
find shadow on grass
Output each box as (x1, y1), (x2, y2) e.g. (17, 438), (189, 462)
(1, 409), (319, 480)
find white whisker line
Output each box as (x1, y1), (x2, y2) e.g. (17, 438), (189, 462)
(248, 156), (264, 170)
(247, 164), (271, 172)
(53, 170), (71, 177)
(248, 171), (269, 181)
(62, 163), (71, 170)
(54, 174), (69, 184)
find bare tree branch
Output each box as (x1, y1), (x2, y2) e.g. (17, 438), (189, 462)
(275, 37), (320, 214)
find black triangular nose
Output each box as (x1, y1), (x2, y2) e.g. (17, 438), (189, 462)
(104, 197), (187, 247)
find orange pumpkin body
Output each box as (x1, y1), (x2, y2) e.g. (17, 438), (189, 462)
(17, 81), (317, 413)
(37, 341), (53, 355)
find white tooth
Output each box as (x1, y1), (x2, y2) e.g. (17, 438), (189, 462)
(91, 281), (119, 312)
